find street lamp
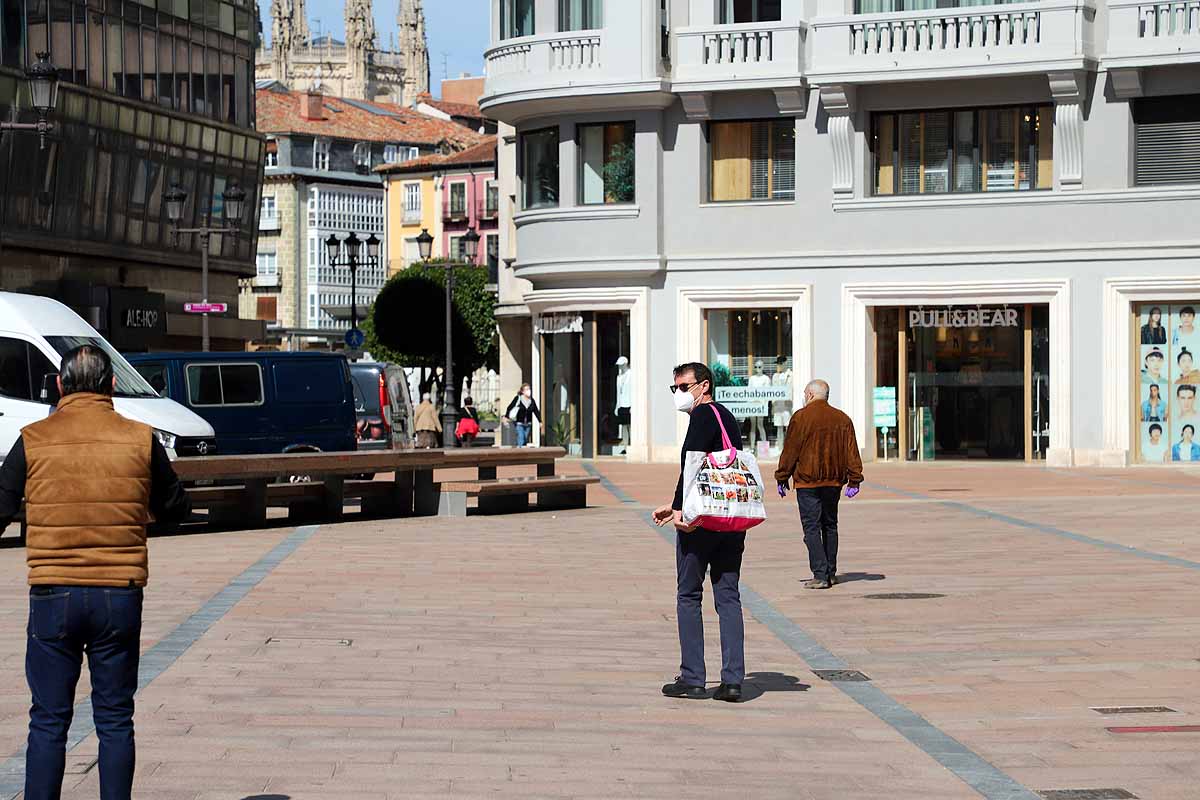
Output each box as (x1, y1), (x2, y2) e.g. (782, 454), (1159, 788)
(437, 226), (481, 448)
(1, 52), (60, 150)
(461, 227), (481, 264)
(416, 228), (434, 262)
(165, 182), (247, 351)
(326, 231), (380, 359)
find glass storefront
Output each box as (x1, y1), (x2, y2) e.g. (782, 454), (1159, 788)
(1133, 302), (1200, 464)
(874, 305), (1048, 461)
(705, 308), (793, 458)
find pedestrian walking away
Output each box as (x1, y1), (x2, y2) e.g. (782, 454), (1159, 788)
(505, 384), (540, 447)
(413, 392), (442, 449)
(456, 396), (481, 447)
(0, 345), (191, 800)
(775, 379), (864, 590)
(654, 362), (747, 703)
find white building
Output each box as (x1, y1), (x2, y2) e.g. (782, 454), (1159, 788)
(483, 0), (1200, 467)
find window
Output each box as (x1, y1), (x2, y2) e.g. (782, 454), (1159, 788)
(265, 140), (279, 168)
(256, 252), (278, 277)
(501, 0), (536, 38)
(260, 195), (277, 222)
(709, 119), (795, 202)
(450, 235), (464, 261)
(1133, 302), (1200, 464)
(1134, 95), (1200, 186)
(403, 183), (422, 222)
(719, 0), (781, 23)
(313, 138), (331, 171)
(486, 234), (500, 284)
(353, 142), (372, 171)
(704, 308), (793, 457)
(873, 106), (1053, 196)
(559, 0), (602, 31)
(449, 182), (468, 217)
(579, 122), (635, 205)
(485, 182), (500, 217)
(0, 338), (56, 403)
(384, 144), (399, 164)
(521, 127), (560, 209)
(185, 363), (264, 406)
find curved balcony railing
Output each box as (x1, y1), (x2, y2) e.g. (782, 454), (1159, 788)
(674, 21), (805, 86)
(484, 30), (605, 100)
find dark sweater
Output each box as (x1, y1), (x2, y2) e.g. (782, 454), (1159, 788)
(672, 401), (743, 510)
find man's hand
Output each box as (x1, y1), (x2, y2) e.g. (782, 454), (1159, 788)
(672, 510), (698, 533)
(777, 482), (788, 498)
(652, 505), (675, 527)
(845, 485), (860, 499)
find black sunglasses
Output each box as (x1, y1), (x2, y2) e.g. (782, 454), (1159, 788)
(669, 381), (705, 394)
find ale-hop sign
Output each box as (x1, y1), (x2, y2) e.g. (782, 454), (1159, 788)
(715, 385), (791, 403)
(908, 308), (1019, 328)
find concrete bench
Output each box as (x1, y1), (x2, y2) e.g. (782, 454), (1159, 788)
(438, 475), (600, 516)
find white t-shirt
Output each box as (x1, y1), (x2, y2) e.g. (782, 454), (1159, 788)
(1143, 439), (1168, 463)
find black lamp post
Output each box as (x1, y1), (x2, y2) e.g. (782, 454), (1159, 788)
(1, 52), (60, 150)
(325, 231), (381, 359)
(165, 182), (246, 351)
(436, 227), (480, 448)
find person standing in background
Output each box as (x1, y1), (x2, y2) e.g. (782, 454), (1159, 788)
(413, 393), (441, 449)
(505, 384), (541, 447)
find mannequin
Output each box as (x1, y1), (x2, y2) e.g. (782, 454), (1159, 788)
(772, 355), (792, 450)
(747, 359), (771, 448)
(614, 355), (632, 454)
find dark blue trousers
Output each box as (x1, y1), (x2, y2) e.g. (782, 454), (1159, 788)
(796, 486), (841, 581)
(676, 529), (746, 687)
(25, 585), (142, 800)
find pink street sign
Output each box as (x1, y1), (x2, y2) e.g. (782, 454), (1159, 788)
(184, 302), (228, 314)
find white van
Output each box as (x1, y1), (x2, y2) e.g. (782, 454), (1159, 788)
(0, 292), (216, 460)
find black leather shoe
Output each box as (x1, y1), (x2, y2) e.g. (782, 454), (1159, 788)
(713, 683), (742, 703)
(662, 679), (708, 699)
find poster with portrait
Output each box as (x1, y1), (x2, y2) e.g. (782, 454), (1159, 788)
(1141, 422), (1168, 464)
(1134, 302), (1200, 463)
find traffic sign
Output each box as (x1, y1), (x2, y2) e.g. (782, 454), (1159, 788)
(184, 302), (228, 314)
(345, 327), (365, 349)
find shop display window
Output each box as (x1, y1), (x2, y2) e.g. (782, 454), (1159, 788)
(705, 308), (793, 457)
(1134, 302), (1200, 464)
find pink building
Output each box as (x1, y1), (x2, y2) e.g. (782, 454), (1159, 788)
(438, 138), (499, 280)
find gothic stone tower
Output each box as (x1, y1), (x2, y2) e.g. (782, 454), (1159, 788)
(398, 0), (430, 106)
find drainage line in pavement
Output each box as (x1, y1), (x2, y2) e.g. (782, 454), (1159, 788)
(0, 524), (322, 799)
(581, 461), (639, 504)
(643, 512), (1040, 800)
(870, 481), (1200, 572)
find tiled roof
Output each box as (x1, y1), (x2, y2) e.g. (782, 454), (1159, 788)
(416, 92), (485, 120)
(256, 88), (487, 150)
(374, 137), (496, 175)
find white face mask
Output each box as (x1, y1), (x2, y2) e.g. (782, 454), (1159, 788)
(522, 389), (532, 398)
(673, 386), (697, 414)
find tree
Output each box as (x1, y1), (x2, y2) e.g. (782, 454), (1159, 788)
(366, 259), (497, 377)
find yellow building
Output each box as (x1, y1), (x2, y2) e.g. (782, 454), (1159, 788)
(381, 160), (442, 275)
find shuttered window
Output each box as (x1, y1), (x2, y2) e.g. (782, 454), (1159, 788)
(1134, 95), (1200, 186)
(873, 105), (1052, 196)
(709, 119), (796, 202)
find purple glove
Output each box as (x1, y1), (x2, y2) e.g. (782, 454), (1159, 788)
(845, 486), (860, 499)
(777, 483), (788, 498)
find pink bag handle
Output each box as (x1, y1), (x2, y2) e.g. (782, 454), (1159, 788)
(706, 404), (737, 468)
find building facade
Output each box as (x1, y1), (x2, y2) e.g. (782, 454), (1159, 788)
(256, 0), (429, 106)
(482, 0), (1200, 466)
(244, 85), (485, 349)
(0, 0), (266, 351)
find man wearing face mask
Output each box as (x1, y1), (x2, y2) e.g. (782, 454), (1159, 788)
(653, 362), (746, 703)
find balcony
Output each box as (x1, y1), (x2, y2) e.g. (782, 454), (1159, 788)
(809, 0), (1097, 84)
(259, 214), (280, 231)
(443, 201), (469, 223)
(673, 21), (806, 91)
(1106, 0), (1200, 70)
(481, 199), (500, 220)
(402, 207), (423, 225)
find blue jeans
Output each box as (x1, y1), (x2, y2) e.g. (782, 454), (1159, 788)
(516, 423), (532, 447)
(26, 585), (143, 800)
(796, 487), (840, 581)
(676, 530), (746, 687)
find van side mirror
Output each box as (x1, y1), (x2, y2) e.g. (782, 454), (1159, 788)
(40, 374), (60, 405)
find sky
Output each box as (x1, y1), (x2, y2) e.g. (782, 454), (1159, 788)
(257, 0), (491, 96)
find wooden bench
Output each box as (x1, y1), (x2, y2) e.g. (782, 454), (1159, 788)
(439, 474), (601, 515)
(171, 447), (586, 524)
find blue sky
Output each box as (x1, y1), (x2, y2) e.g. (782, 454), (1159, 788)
(257, 0), (491, 95)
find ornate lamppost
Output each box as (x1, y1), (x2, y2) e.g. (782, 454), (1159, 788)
(1, 53), (59, 150)
(324, 232), (381, 358)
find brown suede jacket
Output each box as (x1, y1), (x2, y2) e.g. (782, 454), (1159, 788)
(773, 399), (865, 489)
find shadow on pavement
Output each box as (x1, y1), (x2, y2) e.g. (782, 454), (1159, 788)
(740, 672), (811, 702)
(241, 795), (290, 800)
(832, 572), (886, 583)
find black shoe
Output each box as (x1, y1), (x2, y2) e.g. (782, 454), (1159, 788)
(712, 683), (742, 703)
(829, 574), (838, 586)
(803, 578), (831, 590)
(662, 678), (708, 699)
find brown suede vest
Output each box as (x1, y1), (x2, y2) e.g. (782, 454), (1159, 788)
(22, 392), (153, 587)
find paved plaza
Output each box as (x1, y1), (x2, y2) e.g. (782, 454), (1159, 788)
(0, 461), (1198, 799)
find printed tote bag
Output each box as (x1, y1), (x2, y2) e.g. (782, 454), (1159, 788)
(681, 405), (768, 532)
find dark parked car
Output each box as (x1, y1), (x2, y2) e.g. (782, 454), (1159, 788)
(126, 351), (357, 456)
(350, 362), (414, 451)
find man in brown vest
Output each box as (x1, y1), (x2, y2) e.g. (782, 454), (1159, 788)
(0, 345), (190, 800)
(774, 379), (864, 590)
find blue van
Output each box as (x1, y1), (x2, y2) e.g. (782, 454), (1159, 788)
(125, 352), (357, 455)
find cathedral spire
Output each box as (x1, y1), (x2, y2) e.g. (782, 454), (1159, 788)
(398, 0), (430, 106)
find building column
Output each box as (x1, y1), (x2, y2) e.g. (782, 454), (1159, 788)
(1048, 71), (1088, 191)
(820, 84), (857, 197)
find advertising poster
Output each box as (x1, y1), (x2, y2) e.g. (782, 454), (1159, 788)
(1136, 303), (1200, 463)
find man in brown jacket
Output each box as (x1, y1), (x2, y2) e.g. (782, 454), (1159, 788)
(774, 379), (864, 590)
(0, 345), (190, 800)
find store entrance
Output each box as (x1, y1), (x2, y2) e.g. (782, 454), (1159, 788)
(874, 305), (1049, 461)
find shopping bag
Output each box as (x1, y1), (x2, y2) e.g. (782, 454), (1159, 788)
(681, 405), (768, 532)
